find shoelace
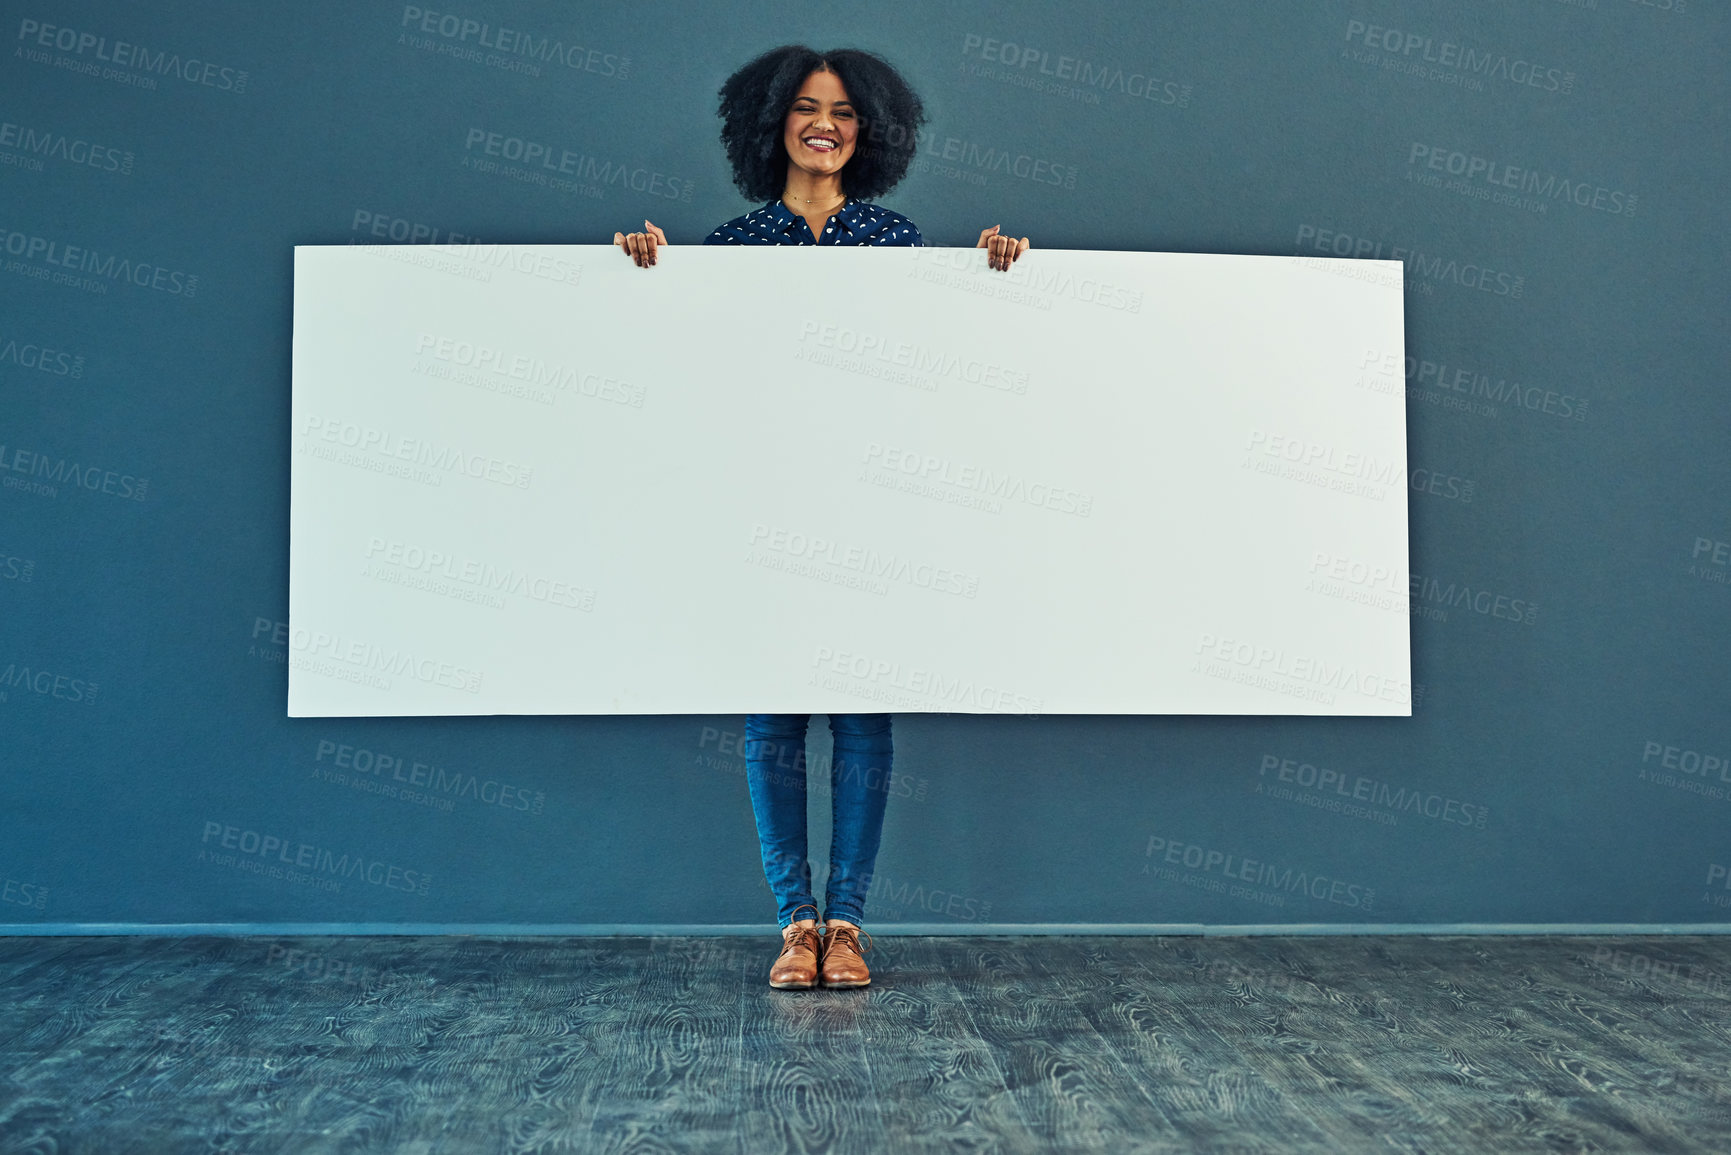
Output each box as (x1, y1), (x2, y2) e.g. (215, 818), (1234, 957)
(821, 925), (873, 956)
(781, 903), (822, 957)
(780, 925), (819, 957)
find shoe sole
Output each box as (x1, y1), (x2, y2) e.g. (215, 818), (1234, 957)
(768, 979), (817, 990)
(820, 978), (871, 988)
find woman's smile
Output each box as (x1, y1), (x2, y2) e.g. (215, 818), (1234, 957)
(781, 67), (858, 177)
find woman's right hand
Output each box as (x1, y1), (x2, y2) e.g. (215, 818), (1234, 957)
(613, 220), (668, 267)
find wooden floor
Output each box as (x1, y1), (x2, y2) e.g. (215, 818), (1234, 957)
(2, 935), (1729, 1153)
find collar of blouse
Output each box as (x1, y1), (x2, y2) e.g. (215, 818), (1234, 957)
(769, 196), (861, 240)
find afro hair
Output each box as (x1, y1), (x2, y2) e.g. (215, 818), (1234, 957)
(716, 45), (926, 203)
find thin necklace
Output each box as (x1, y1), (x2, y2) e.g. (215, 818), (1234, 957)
(784, 190), (846, 210)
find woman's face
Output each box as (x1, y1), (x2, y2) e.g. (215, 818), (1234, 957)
(781, 67), (858, 183)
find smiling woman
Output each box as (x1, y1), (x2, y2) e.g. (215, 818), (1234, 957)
(608, 43), (1032, 993)
(713, 46), (924, 239)
(613, 44), (1031, 267)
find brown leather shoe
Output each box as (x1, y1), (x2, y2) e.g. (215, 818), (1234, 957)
(819, 920), (872, 988)
(768, 904), (821, 990)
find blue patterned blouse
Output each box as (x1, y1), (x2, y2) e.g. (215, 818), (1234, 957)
(703, 198), (923, 247)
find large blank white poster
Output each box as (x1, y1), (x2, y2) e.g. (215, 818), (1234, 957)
(289, 244), (1409, 716)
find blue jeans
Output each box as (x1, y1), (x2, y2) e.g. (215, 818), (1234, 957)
(743, 713), (892, 928)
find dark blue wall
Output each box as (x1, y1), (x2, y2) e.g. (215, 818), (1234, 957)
(4, 0), (1727, 932)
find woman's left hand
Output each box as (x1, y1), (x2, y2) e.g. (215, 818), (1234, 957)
(977, 224), (1031, 271)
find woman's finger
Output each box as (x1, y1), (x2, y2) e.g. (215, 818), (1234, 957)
(647, 221), (668, 246)
(982, 232), (1030, 270)
(975, 224), (1001, 248)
